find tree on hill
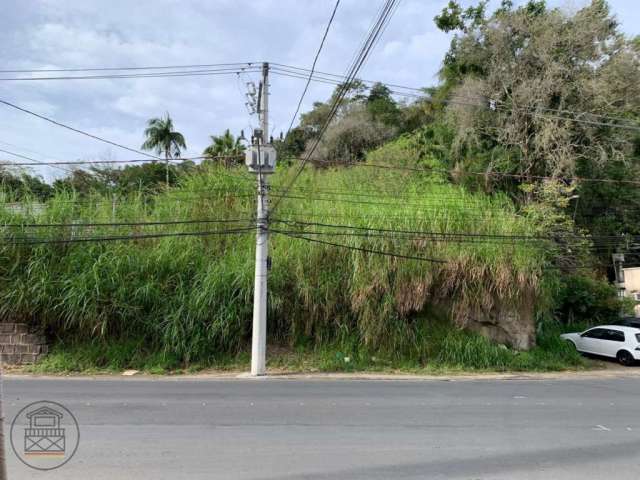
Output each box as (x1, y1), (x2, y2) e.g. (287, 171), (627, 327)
(434, 0), (640, 183)
(432, 0), (640, 262)
(366, 82), (400, 126)
(141, 113), (187, 187)
(288, 81), (397, 165)
(305, 104), (395, 165)
(298, 80), (368, 135)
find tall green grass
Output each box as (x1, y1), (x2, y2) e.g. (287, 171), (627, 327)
(27, 319), (585, 374)
(0, 145), (556, 365)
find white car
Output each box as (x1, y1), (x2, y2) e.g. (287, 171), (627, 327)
(561, 325), (640, 366)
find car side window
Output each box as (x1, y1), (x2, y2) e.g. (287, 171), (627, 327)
(582, 328), (606, 339)
(602, 329), (625, 342)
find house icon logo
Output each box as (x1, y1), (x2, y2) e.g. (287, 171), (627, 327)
(24, 405), (66, 456)
(10, 400), (79, 471)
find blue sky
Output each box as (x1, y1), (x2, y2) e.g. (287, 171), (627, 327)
(1, 0), (638, 181)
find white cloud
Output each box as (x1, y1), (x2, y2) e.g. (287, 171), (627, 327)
(1, 0), (638, 182)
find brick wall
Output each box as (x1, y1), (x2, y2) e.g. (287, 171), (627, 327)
(0, 323), (48, 364)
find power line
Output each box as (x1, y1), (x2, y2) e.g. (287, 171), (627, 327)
(494, 103), (640, 133)
(0, 98), (160, 160)
(276, 229), (610, 270)
(271, 218), (574, 241)
(526, 105), (640, 127)
(271, 63), (424, 93)
(271, 0), (400, 215)
(2, 218), (253, 228)
(274, 63), (640, 126)
(275, 229), (584, 249)
(270, 184), (514, 202)
(0, 139), (69, 164)
(6, 57), (637, 129)
(1, 158), (177, 167)
(0, 67), (263, 82)
(0, 190), (256, 208)
(2, 226), (254, 246)
(272, 219), (640, 249)
(272, 66), (640, 131)
(1, 217), (618, 256)
(272, 210), (514, 222)
(275, 229), (447, 264)
(270, 67), (437, 104)
(271, 64), (475, 102)
(271, 190), (640, 222)
(0, 62), (257, 74)
(284, 0), (341, 138)
(294, 156), (640, 186)
(0, 153), (244, 167)
(268, 192), (519, 211)
(0, 148), (73, 174)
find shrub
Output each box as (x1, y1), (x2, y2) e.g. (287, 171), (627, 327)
(554, 274), (631, 326)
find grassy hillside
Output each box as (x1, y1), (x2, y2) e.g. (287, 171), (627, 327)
(0, 140), (575, 371)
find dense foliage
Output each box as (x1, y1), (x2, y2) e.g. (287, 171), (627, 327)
(432, 0), (640, 257)
(0, 157), (553, 363)
(0, 1), (636, 371)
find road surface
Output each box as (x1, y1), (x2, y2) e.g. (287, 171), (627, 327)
(3, 375), (640, 479)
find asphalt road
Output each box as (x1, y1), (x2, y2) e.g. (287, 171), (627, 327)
(3, 375), (640, 479)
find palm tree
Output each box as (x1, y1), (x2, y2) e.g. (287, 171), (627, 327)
(203, 129), (245, 167)
(141, 113), (186, 186)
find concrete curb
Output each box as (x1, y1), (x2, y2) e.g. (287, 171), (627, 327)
(4, 367), (640, 382)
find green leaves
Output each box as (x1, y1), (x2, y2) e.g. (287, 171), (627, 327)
(202, 129), (245, 167)
(141, 113), (187, 159)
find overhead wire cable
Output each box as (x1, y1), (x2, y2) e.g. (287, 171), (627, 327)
(6, 58), (635, 128)
(494, 103), (640, 133)
(0, 139), (69, 164)
(0, 67), (263, 82)
(0, 148), (73, 174)
(271, 63), (425, 93)
(275, 229), (447, 264)
(3, 227), (254, 246)
(271, 218), (594, 241)
(0, 62), (257, 74)
(274, 63), (640, 125)
(0, 153), (244, 167)
(0, 99), (161, 159)
(284, 0), (341, 138)
(276, 230), (604, 270)
(272, 66), (640, 129)
(272, 220), (638, 253)
(271, 0), (400, 215)
(274, 229), (579, 248)
(294, 156), (640, 186)
(2, 218), (254, 228)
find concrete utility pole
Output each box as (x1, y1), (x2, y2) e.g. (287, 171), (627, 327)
(250, 62), (270, 376)
(613, 253), (626, 298)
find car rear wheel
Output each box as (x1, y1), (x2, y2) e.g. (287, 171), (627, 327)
(616, 350), (635, 366)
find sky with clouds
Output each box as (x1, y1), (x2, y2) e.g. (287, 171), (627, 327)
(1, 0), (638, 181)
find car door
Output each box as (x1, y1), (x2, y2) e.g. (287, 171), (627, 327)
(578, 328), (607, 354)
(599, 329), (626, 358)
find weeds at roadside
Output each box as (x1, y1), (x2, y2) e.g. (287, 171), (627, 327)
(26, 320), (587, 375)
